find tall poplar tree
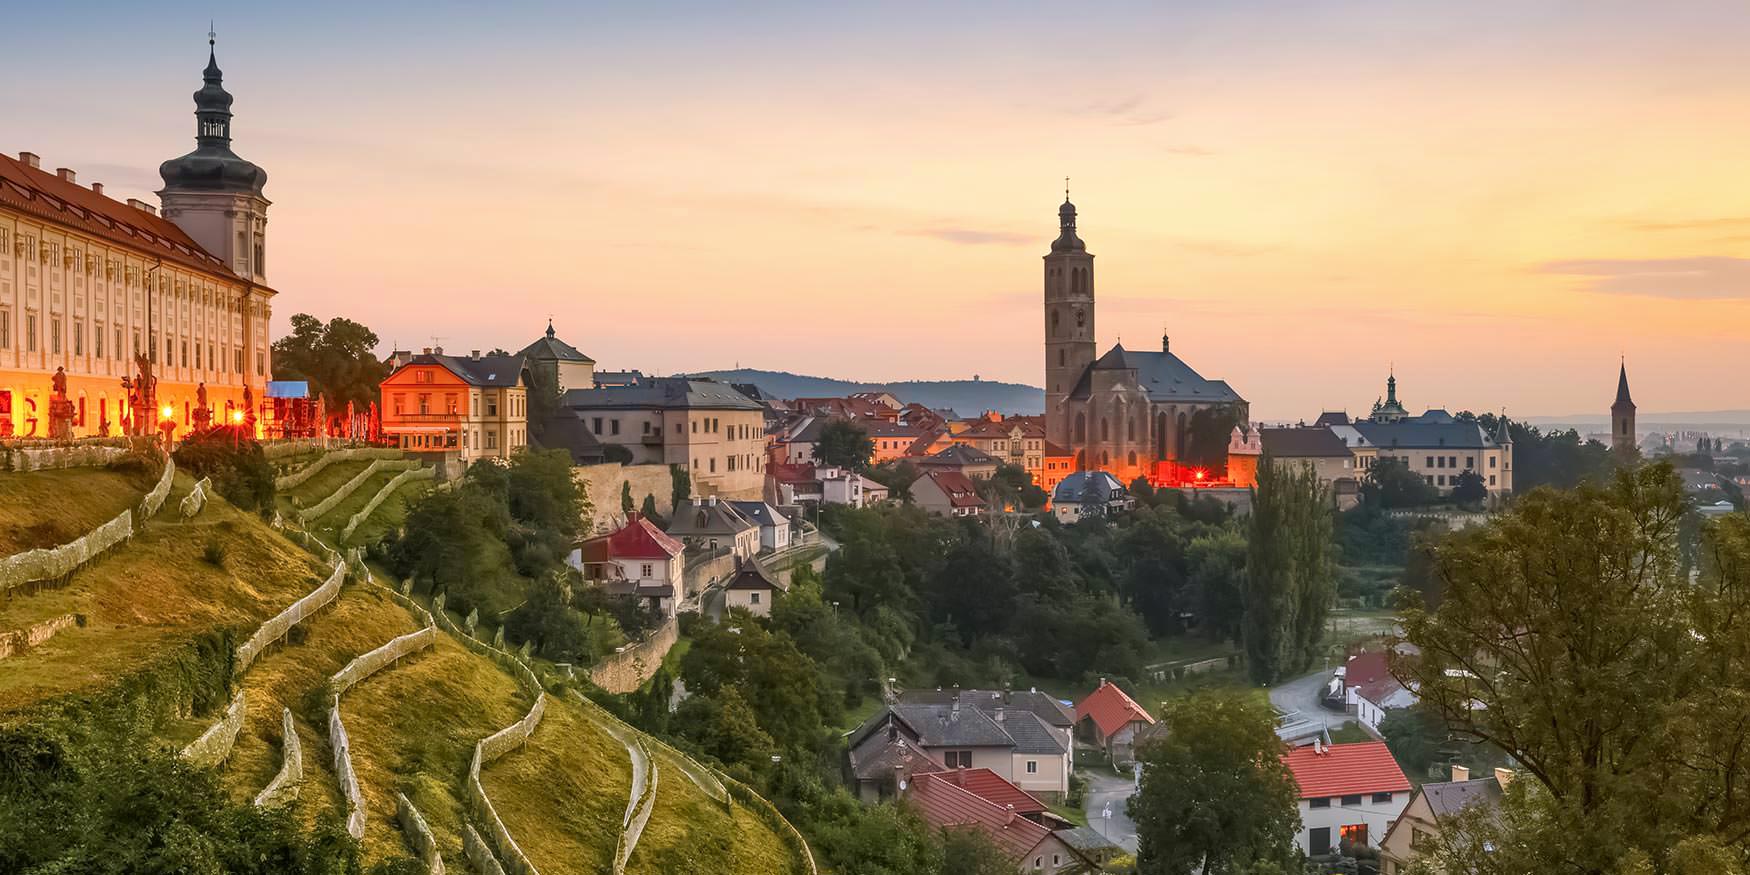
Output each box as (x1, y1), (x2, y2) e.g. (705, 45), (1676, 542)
(1243, 455), (1334, 684)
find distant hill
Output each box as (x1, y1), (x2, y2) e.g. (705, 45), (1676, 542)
(687, 368), (1045, 415)
(1526, 409), (1750, 431)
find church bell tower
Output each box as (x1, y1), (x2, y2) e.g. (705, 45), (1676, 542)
(1611, 360), (1637, 455)
(1044, 190), (1095, 448)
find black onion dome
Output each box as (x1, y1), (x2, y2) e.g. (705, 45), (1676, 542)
(1051, 198), (1085, 253)
(158, 44), (267, 195)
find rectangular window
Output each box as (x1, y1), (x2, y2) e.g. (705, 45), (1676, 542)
(93, 324), (103, 358)
(750, 591), (761, 605)
(486, 430), (498, 449)
(1026, 760), (1038, 774)
(1489, 475), (1497, 486)
(418, 394), (430, 415)
(592, 416), (603, 434)
(26, 313), (38, 352)
(73, 319), (83, 356)
(0, 308), (9, 349)
(1309, 797), (1331, 809)
(1426, 455), (1435, 467)
(1340, 794), (1362, 806)
(641, 563), (653, 577)
(50, 317), (61, 354)
(1372, 792), (1394, 803)
(1437, 475), (1446, 486)
(445, 394), (459, 415)
(193, 343), (200, 368)
(115, 327), (122, 360)
(1448, 455), (1457, 468)
(235, 349), (243, 372)
(487, 396), (498, 416)
(945, 751), (972, 769)
(611, 419), (620, 435)
(1309, 827), (1331, 856)
(1466, 456), (1475, 469)
(181, 341), (188, 367)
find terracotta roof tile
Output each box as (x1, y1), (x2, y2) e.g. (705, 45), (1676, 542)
(1281, 741), (1411, 799)
(1074, 680), (1154, 738)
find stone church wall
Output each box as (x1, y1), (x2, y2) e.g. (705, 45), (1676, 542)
(573, 463), (675, 535)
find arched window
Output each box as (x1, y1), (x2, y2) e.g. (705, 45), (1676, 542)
(1127, 418), (1136, 441)
(1051, 309), (1060, 336)
(1101, 451), (1110, 467)
(1074, 413), (1086, 443)
(1058, 349), (1065, 367)
(1128, 450), (1138, 467)
(1101, 418), (1109, 441)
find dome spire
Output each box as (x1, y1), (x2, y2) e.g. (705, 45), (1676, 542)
(159, 30), (267, 195)
(1051, 179), (1085, 253)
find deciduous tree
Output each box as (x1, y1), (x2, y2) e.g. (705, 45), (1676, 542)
(817, 419), (876, 471)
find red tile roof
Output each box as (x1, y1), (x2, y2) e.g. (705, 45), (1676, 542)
(925, 768), (1047, 817)
(1281, 742), (1411, 799)
(1074, 680), (1155, 738)
(907, 772), (1054, 863)
(0, 152), (246, 284)
(923, 470), (986, 509)
(585, 513), (684, 561)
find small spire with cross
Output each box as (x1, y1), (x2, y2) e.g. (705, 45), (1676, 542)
(1064, 176), (1071, 202)
(208, 21), (216, 46)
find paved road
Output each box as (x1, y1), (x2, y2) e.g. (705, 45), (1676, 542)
(1082, 769), (1140, 854)
(1268, 666), (1351, 730)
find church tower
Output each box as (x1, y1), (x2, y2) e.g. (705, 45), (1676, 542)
(1611, 360), (1636, 454)
(1044, 192), (1096, 449)
(158, 33), (271, 284)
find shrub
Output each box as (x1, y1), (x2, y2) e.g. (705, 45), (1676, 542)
(172, 426), (276, 516)
(201, 540), (227, 568)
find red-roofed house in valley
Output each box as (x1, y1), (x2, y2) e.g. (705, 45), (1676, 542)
(1073, 679), (1155, 764)
(1283, 740), (1412, 857)
(569, 513), (686, 616)
(1338, 650), (1418, 731)
(904, 772), (1091, 873)
(911, 469), (988, 517)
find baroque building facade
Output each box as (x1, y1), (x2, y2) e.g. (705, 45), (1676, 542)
(1042, 195), (1247, 484)
(0, 38), (273, 437)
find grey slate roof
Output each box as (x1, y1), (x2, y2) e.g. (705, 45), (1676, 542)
(1259, 427), (1354, 459)
(532, 412), (606, 464)
(894, 704), (1016, 748)
(563, 378), (762, 411)
(1069, 344), (1245, 404)
(996, 711), (1068, 755)
(1422, 777), (1505, 820)
(725, 560), (787, 593)
(1055, 825), (1120, 854)
(728, 500), (789, 530)
(1051, 470), (1128, 503)
(518, 322), (594, 364)
(413, 353), (528, 388)
(666, 501), (757, 539)
(918, 444), (999, 468)
(1352, 420), (1497, 451)
(897, 688), (1076, 728)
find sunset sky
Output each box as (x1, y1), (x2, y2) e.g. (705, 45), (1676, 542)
(8, 1), (1750, 419)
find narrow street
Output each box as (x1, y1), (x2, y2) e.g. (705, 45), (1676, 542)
(1081, 769), (1140, 855)
(1267, 665), (1351, 730)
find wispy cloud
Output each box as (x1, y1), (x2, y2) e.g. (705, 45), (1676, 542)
(1064, 93), (1174, 127)
(1161, 145), (1216, 157)
(905, 227), (1034, 246)
(1537, 256), (1750, 300)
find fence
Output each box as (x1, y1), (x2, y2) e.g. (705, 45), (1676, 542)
(0, 612), (82, 660)
(254, 707), (304, 809)
(180, 477), (211, 519)
(298, 459), (420, 524)
(396, 792), (447, 875)
(467, 693), (547, 875)
(0, 510), (133, 595)
(463, 824), (509, 875)
(180, 688), (247, 769)
(339, 466), (436, 544)
(587, 615), (678, 694)
(613, 739), (659, 875)
(140, 458), (176, 520)
(4, 442), (131, 472)
(234, 560), (346, 672)
(325, 591), (438, 839)
(275, 447), (403, 491)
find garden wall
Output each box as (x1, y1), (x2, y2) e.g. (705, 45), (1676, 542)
(4, 441), (131, 472)
(587, 615), (678, 694)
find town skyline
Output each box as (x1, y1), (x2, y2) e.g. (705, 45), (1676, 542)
(9, 1), (1750, 420)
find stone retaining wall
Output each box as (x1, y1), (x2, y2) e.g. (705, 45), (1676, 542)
(0, 510), (133, 595)
(396, 791), (447, 875)
(276, 447), (403, 491)
(180, 688), (247, 769)
(588, 615), (679, 694)
(0, 612), (83, 660)
(254, 707), (303, 809)
(140, 458), (176, 520)
(573, 463), (676, 535)
(298, 459), (419, 523)
(179, 476), (211, 519)
(5, 442), (131, 472)
(340, 466), (436, 544)
(235, 560), (346, 672)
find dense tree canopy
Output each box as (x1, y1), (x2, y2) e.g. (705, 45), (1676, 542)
(1399, 464), (1750, 874)
(1130, 692), (1300, 875)
(1244, 455), (1335, 684)
(270, 313), (389, 412)
(817, 420), (876, 471)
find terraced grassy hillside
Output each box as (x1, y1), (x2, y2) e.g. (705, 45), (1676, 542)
(0, 458), (813, 875)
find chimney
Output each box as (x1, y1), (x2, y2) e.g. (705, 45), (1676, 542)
(1493, 767), (1513, 789)
(422, 347), (432, 355)
(18, 151), (39, 169)
(994, 707), (1005, 723)
(1451, 764), (1471, 782)
(950, 700), (960, 721)
(126, 198), (157, 216)
(56, 167), (75, 183)
(692, 498), (703, 508)
(707, 495), (718, 507)
(432, 346), (444, 355)
(90, 182), (103, 196)
(470, 349), (481, 360)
